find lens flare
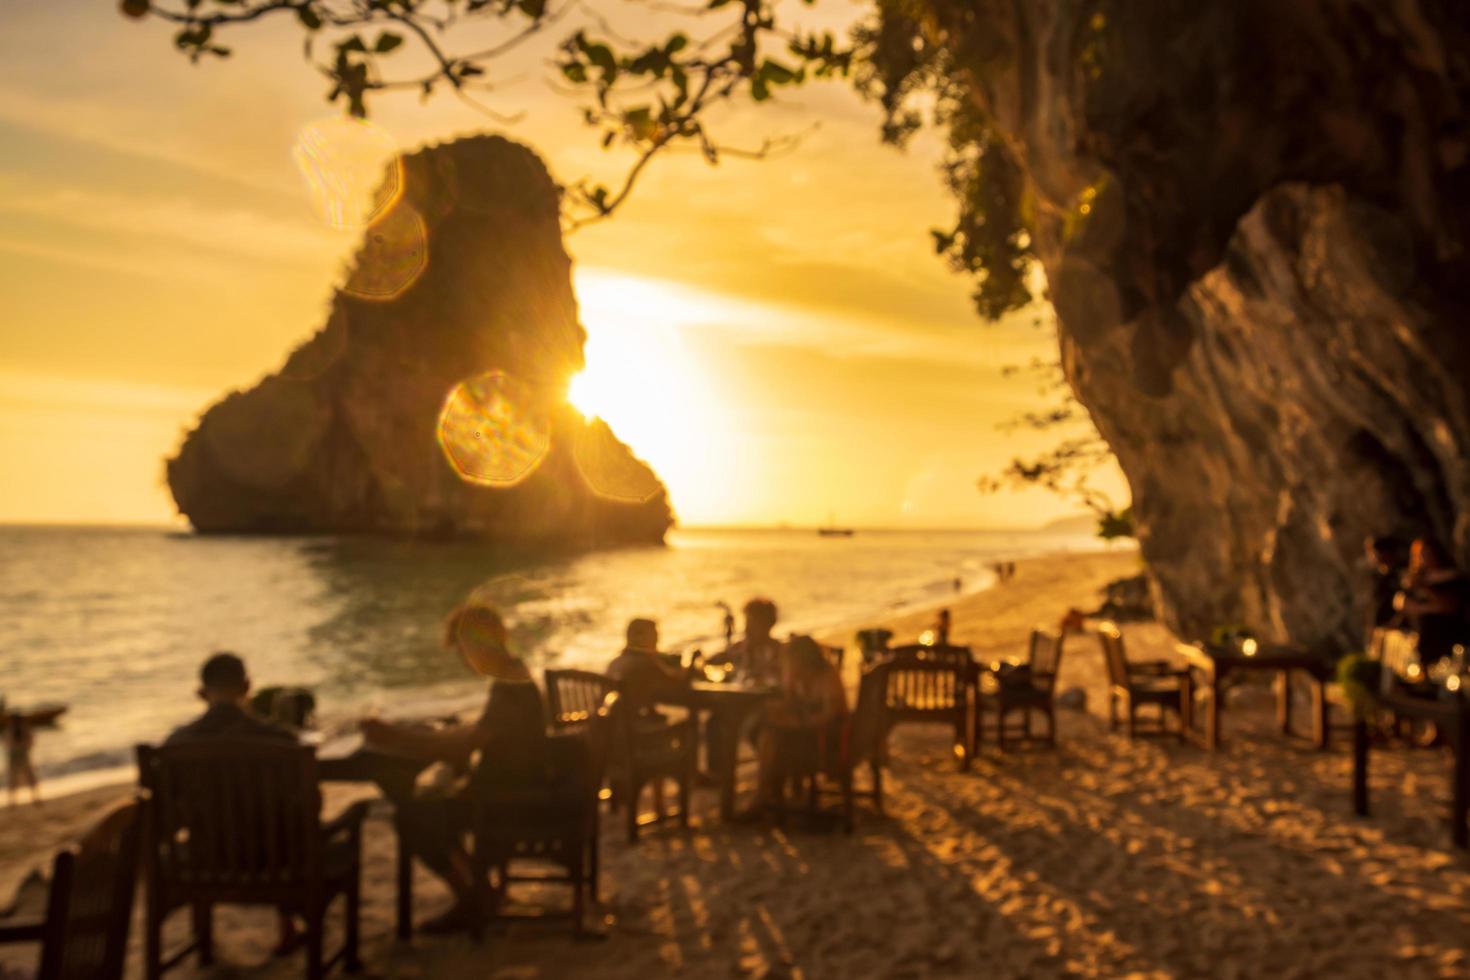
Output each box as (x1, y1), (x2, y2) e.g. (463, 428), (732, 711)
(292, 116), (403, 230)
(436, 371), (551, 487)
(343, 204), (429, 302)
(571, 419), (663, 503)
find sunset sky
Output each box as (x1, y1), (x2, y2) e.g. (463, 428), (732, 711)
(0, 1), (1125, 529)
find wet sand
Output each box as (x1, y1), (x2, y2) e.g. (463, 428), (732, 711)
(5, 547), (1470, 978)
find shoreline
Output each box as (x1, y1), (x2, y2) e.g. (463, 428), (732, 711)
(10, 545), (1470, 978)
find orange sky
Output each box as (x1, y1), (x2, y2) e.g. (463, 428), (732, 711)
(0, 2), (1126, 529)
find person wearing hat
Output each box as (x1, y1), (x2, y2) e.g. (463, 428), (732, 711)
(360, 600), (545, 935)
(606, 618), (689, 709)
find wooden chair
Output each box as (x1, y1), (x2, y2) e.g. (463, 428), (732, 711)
(545, 668), (617, 732)
(881, 644), (975, 770)
(135, 741), (368, 980)
(975, 629), (1066, 750)
(468, 702), (610, 939)
(782, 664), (888, 832)
(1097, 622), (1191, 741)
(604, 691), (697, 841)
(0, 801), (140, 980)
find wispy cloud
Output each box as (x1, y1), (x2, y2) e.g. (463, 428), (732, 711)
(0, 175), (345, 266)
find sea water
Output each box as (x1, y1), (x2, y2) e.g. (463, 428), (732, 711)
(0, 524), (1103, 792)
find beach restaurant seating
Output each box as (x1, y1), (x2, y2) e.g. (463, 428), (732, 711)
(1098, 622), (1191, 741)
(975, 628), (1067, 751)
(136, 741), (368, 980)
(545, 668), (618, 733)
(0, 800), (140, 980)
(468, 698), (610, 940)
(881, 643), (975, 770)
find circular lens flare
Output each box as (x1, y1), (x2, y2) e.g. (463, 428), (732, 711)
(437, 371), (551, 487)
(571, 419), (663, 503)
(292, 116), (403, 230)
(343, 204), (429, 302)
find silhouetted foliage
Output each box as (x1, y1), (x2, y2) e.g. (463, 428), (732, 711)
(977, 349), (1131, 539)
(117, 0), (1037, 320)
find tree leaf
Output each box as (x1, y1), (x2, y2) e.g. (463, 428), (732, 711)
(375, 32), (403, 53)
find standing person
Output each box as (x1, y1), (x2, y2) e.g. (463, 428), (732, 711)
(930, 609), (953, 646)
(1396, 537), (1470, 667)
(1365, 535), (1406, 637)
(360, 601), (545, 935)
(5, 712), (40, 807)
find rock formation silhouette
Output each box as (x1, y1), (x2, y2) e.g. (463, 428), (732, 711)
(167, 134), (672, 545)
(926, 1), (1470, 648)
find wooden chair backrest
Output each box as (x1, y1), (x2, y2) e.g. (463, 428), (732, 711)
(544, 669), (617, 731)
(1371, 627), (1421, 686)
(1097, 622), (1130, 687)
(883, 657), (967, 713)
(136, 741), (322, 896)
(1028, 629), (1065, 692)
(889, 643), (974, 671)
(35, 800), (140, 980)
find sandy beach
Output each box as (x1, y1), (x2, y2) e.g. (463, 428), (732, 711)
(5, 547), (1470, 978)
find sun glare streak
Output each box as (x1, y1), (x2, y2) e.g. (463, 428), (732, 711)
(568, 271), (742, 520)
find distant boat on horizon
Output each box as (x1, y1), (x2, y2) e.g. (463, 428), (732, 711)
(818, 510), (855, 537)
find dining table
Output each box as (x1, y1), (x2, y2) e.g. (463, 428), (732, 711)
(1173, 640), (1336, 750)
(316, 735), (430, 940)
(667, 681), (779, 821)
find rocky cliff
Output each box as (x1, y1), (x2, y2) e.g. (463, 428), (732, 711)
(914, 0), (1470, 647)
(168, 134), (672, 545)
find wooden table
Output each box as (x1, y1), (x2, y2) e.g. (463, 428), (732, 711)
(1352, 689), (1470, 848)
(669, 683), (776, 821)
(1174, 642), (1335, 750)
(318, 741), (428, 940)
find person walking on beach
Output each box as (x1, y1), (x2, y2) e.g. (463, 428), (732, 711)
(5, 712), (40, 807)
(360, 600), (546, 935)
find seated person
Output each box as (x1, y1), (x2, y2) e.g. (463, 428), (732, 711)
(707, 597), (783, 684)
(606, 618), (689, 709)
(164, 653), (298, 953)
(167, 652), (294, 746)
(360, 601), (545, 935)
(747, 635), (848, 817)
(1396, 537), (1470, 667)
